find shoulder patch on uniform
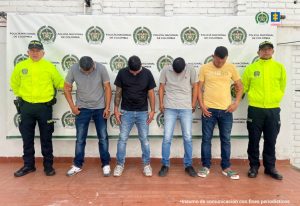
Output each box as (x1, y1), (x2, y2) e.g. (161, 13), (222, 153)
(22, 68), (28, 74)
(254, 71), (260, 77)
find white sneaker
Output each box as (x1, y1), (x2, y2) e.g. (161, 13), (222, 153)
(143, 164), (152, 177)
(113, 165), (124, 177)
(197, 167), (210, 178)
(102, 165), (111, 177)
(66, 165), (82, 176)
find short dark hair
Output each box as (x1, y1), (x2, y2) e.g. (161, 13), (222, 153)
(214, 46), (228, 59)
(128, 55), (141, 71)
(172, 57), (186, 73)
(79, 56), (94, 71)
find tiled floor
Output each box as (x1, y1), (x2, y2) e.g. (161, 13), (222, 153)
(0, 158), (299, 206)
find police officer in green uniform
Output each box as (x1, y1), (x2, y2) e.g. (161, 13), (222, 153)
(242, 41), (286, 180)
(10, 40), (64, 177)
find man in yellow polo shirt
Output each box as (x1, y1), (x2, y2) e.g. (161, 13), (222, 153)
(242, 41), (286, 180)
(10, 40), (64, 177)
(198, 46), (243, 180)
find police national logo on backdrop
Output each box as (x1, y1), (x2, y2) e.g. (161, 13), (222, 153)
(13, 113), (21, 128)
(228, 27), (247, 45)
(204, 55), (213, 64)
(61, 54), (79, 72)
(61, 111), (76, 129)
(14, 54), (28, 66)
(110, 55), (127, 73)
(252, 56), (260, 63)
(180, 27), (199, 45)
(255, 12), (269, 25)
(156, 112), (164, 128)
(37, 26), (56, 44)
(157, 55), (173, 72)
(110, 114), (119, 128)
(133, 27), (152, 45)
(86, 26), (105, 44)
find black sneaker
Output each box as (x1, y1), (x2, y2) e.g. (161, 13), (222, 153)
(44, 167), (56, 176)
(14, 166), (36, 177)
(185, 166), (197, 177)
(158, 165), (169, 177)
(248, 167), (258, 178)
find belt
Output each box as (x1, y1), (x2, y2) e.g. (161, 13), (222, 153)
(23, 99), (54, 106)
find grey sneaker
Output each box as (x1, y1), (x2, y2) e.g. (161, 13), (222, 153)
(113, 165), (124, 177)
(222, 168), (240, 180)
(197, 167), (210, 178)
(143, 164), (152, 177)
(66, 165), (82, 176)
(102, 165), (111, 177)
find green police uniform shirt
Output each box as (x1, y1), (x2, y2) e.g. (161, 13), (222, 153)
(242, 58), (286, 108)
(10, 58), (64, 103)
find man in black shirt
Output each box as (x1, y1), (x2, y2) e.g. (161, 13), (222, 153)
(113, 55), (156, 177)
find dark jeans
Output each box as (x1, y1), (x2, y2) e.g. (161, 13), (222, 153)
(74, 108), (110, 168)
(19, 102), (54, 170)
(201, 108), (233, 170)
(247, 106), (281, 170)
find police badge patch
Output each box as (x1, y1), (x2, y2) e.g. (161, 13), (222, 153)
(254, 71), (260, 77)
(22, 68), (28, 75)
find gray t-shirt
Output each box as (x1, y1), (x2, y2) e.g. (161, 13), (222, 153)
(65, 62), (110, 109)
(159, 64), (198, 109)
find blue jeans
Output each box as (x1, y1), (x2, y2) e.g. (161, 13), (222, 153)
(161, 109), (193, 167)
(74, 108), (110, 168)
(116, 110), (150, 166)
(201, 108), (233, 170)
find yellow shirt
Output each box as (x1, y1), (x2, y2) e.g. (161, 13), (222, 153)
(199, 62), (240, 110)
(10, 58), (64, 103)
